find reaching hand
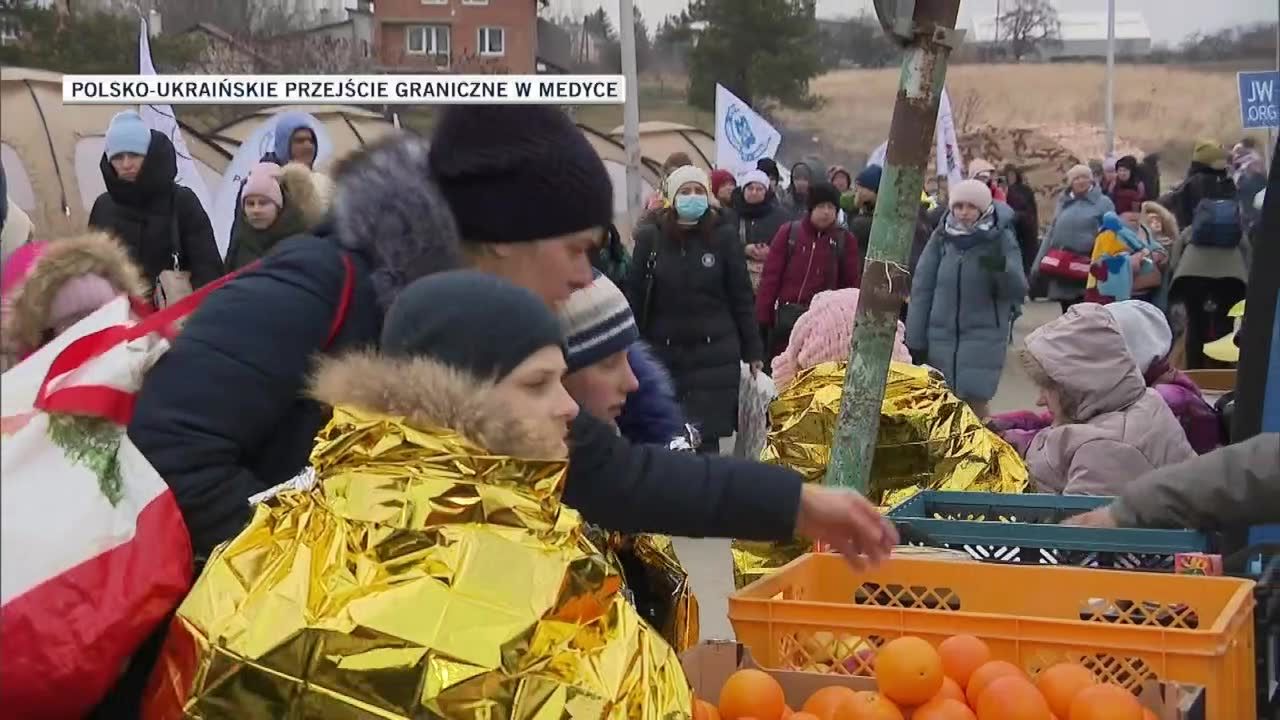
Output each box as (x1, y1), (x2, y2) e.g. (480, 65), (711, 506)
(795, 485), (898, 571)
(750, 361), (763, 377)
(1061, 506), (1118, 528)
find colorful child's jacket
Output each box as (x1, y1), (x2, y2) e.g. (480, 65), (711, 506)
(1086, 212), (1155, 303)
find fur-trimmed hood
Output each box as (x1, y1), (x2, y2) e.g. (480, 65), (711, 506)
(1140, 200), (1178, 242)
(279, 162), (332, 232)
(4, 231), (146, 352)
(309, 350), (566, 459)
(331, 133), (464, 310)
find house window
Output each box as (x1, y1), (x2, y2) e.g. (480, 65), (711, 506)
(406, 24), (450, 59)
(421, 0), (448, 5)
(462, 0), (490, 5)
(478, 26), (504, 56)
(0, 16), (20, 45)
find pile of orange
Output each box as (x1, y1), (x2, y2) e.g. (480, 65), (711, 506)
(694, 635), (1158, 720)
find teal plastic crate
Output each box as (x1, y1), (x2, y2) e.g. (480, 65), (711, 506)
(887, 491), (1211, 570)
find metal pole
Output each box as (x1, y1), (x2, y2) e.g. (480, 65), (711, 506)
(1105, 0), (1116, 156)
(618, 0), (644, 225)
(822, 0), (963, 493)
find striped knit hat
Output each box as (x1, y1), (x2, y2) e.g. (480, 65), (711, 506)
(558, 271), (639, 372)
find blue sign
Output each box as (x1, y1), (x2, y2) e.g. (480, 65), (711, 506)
(1238, 70), (1279, 129)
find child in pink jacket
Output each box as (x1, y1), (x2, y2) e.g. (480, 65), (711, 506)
(991, 301), (1220, 455)
(1021, 303), (1195, 495)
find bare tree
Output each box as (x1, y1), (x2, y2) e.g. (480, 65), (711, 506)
(997, 0), (1061, 61)
(955, 90), (985, 134)
(242, 3), (372, 74)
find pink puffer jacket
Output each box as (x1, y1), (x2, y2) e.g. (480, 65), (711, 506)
(1024, 304), (1195, 495)
(771, 288), (911, 388)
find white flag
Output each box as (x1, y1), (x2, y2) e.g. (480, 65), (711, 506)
(137, 17), (212, 217)
(714, 85), (782, 177)
(863, 89), (964, 187)
(868, 140), (888, 169)
(935, 89), (965, 187)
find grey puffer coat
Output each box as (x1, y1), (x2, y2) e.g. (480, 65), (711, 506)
(906, 202), (1028, 402)
(1032, 184), (1114, 301)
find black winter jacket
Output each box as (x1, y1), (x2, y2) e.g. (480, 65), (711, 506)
(88, 130), (224, 290)
(627, 211), (763, 439)
(1168, 162), (1238, 231)
(130, 234), (800, 558)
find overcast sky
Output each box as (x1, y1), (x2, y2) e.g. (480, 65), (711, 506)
(549, 0), (1277, 47)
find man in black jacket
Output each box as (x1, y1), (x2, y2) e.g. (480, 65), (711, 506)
(129, 108), (895, 568)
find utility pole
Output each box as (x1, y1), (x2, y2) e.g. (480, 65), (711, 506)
(619, 0), (643, 225)
(823, 0), (964, 493)
(1105, 0), (1116, 156)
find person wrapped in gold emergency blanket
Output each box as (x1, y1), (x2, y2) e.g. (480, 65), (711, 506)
(732, 361), (1028, 586)
(144, 272), (692, 719)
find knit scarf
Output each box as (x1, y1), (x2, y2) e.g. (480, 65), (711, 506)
(943, 205), (998, 251)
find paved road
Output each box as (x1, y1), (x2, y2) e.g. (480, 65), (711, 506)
(689, 299), (1067, 640)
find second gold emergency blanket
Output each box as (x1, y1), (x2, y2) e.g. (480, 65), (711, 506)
(145, 355), (691, 719)
(733, 361), (1028, 587)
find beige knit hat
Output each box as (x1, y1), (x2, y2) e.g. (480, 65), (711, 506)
(1066, 164), (1094, 183)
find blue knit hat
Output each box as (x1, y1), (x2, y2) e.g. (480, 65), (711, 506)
(104, 111), (151, 159)
(558, 271), (640, 372)
(855, 164), (883, 193)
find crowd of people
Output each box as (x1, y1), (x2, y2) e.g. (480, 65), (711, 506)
(0, 101), (1275, 717)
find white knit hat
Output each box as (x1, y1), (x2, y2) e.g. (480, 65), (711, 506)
(665, 165), (710, 197)
(1104, 300), (1172, 372)
(949, 179), (993, 211)
(739, 169), (771, 190)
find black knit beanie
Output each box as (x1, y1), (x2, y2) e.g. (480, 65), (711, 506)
(428, 105), (614, 244)
(382, 271), (566, 380)
(756, 158), (781, 182)
(807, 181), (842, 213)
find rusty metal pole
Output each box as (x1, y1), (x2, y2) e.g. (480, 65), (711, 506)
(823, 1), (964, 493)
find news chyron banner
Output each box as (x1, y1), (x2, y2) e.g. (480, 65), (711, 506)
(62, 74), (627, 106)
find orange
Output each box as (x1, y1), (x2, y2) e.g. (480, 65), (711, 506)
(974, 676), (1051, 719)
(783, 707), (795, 719)
(933, 676), (967, 704)
(966, 661), (1026, 706)
(833, 691), (905, 720)
(1067, 684), (1143, 720)
(696, 699), (723, 720)
(938, 635), (993, 688)
(791, 714), (822, 720)
(1035, 664), (1096, 719)
(875, 637), (945, 707)
(913, 698), (978, 720)
(1140, 711), (1157, 720)
(719, 668), (787, 720)
(803, 687), (861, 720)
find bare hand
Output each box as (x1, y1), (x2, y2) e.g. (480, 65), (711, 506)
(1061, 506), (1118, 528)
(795, 485), (898, 571)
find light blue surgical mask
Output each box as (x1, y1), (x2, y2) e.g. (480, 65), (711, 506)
(674, 194), (709, 222)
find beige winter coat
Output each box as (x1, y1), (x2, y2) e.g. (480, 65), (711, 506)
(1024, 303), (1196, 495)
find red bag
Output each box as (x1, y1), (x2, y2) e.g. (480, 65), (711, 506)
(0, 269), (244, 719)
(1038, 248), (1091, 282)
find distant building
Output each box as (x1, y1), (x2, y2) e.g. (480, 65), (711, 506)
(969, 11), (1152, 60)
(375, 0), (545, 73)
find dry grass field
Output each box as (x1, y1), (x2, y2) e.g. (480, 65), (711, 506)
(778, 62), (1271, 173)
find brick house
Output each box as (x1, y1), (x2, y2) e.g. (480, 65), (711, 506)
(375, 0), (547, 73)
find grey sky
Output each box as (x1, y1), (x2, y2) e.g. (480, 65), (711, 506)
(551, 0), (1277, 47)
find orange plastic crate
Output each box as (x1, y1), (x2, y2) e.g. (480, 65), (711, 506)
(729, 554), (1255, 720)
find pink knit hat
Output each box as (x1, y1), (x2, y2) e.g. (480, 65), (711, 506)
(48, 273), (119, 334)
(242, 162), (284, 208)
(771, 288), (912, 388)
